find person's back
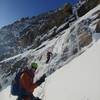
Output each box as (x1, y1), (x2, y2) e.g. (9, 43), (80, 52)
(11, 68), (32, 100)
(17, 63), (46, 100)
(19, 69), (37, 100)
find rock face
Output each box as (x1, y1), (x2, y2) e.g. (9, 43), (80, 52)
(79, 31), (92, 47)
(19, 3), (72, 47)
(0, 3), (72, 61)
(77, 0), (100, 17)
(78, 19), (93, 48)
(0, 0), (99, 61)
(96, 20), (100, 33)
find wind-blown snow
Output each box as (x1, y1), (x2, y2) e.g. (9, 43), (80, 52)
(44, 39), (100, 100)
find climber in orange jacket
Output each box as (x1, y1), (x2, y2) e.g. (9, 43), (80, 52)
(18, 62), (46, 100)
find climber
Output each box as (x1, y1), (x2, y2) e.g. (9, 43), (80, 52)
(11, 62), (46, 100)
(46, 51), (53, 64)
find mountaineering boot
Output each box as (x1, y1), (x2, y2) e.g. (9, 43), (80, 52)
(31, 96), (41, 100)
(35, 97), (41, 100)
(16, 96), (23, 100)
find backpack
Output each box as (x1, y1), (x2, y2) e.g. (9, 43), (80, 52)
(11, 69), (24, 96)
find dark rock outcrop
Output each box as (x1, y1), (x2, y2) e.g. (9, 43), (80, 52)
(0, 3), (72, 61)
(96, 20), (100, 33)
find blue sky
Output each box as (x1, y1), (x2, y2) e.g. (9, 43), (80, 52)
(0, 0), (78, 28)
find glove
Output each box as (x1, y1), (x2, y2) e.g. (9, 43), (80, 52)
(36, 74), (46, 86)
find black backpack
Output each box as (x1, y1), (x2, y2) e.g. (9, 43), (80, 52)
(11, 69), (24, 96)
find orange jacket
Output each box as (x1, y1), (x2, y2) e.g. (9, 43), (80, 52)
(19, 70), (38, 94)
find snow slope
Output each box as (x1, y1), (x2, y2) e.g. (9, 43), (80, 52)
(44, 39), (100, 100)
(0, 32), (100, 100)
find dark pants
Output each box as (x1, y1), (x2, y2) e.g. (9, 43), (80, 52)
(17, 87), (41, 100)
(46, 57), (50, 63)
(17, 94), (41, 100)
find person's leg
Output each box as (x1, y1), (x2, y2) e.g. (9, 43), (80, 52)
(46, 57), (50, 63)
(23, 96), (30, 100)
(23, 94), (35, 100)
(34, 97), (41, 100)
(31, 95), (41, 100)
(16, 96), (23, 100)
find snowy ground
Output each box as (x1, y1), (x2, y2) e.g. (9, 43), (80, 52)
(44, 39), (100, 100)
(0, 33), (100, 100)
(0, 86), (17, 100)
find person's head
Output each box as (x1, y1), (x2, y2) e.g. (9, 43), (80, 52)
(31, 62), (38, 71)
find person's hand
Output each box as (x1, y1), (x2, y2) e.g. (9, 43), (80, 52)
(36, 74), (46, 86)
(41, 74), (46, 81)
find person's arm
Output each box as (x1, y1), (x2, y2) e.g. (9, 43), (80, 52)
(35, 74), (46, 86)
